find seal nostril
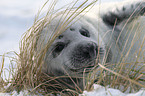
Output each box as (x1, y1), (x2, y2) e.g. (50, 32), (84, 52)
(82, 47), (90, 58)
(95, 45), (98, 56)
(80, 42), (98, 58)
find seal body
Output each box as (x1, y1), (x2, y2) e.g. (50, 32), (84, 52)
(37, 0), (145, 90)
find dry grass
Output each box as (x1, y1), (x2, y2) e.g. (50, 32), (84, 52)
(86, 15), (145, 93)
(0, 0), (98, 95)
(0, 0), (145, 95)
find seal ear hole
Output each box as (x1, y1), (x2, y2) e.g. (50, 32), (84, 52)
(58, 35), (63, 39)
(70, 28), (75, 31)
(79, 28), (90, 37)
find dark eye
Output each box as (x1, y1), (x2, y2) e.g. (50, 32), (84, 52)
(54, 43), (65, 52)
(79, 28), (90, 37)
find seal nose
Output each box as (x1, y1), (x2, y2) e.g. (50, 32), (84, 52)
(79, 42), (98, 58)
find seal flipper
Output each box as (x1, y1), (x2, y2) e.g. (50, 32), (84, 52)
(101, 0), (145, 26)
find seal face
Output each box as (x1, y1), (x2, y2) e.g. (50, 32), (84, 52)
(43, 22), (106, 76)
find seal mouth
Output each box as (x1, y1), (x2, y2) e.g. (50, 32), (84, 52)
(69, 64), (95, 73)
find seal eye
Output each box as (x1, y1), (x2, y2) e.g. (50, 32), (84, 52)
(52, 43), (66, 58)
(55, 43), (65, 52)
(79, 28), (90, 37)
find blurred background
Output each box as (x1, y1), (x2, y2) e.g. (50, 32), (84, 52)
(0, 0), (122, 55)
(0, 0), (122, 78)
